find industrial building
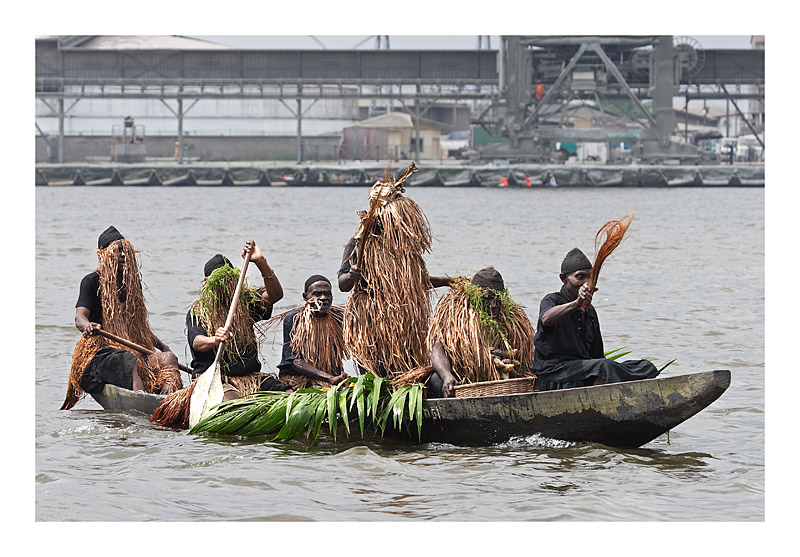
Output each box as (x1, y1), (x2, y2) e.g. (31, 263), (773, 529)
(35, 34), (764, 186)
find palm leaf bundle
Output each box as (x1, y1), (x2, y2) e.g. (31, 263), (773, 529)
(586, 210), (636, 305)
(188, 374), (424, 442)
(343, 161), (435, 378)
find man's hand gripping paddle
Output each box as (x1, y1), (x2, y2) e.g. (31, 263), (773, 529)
(189, 247), (252, 428)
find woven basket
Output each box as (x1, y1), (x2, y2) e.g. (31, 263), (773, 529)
(454, 376), (537, 398)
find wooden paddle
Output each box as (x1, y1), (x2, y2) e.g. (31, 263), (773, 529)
(188, 247), (253, 428)
(94, 328), (192, 374)
(355, 186), (385, 272)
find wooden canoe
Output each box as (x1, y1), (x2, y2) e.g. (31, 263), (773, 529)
(89, 370), (730, 448)
(418, 370), (730, 447)
(90, 386), (166, 416)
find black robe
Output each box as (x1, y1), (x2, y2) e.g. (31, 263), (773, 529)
(532, 288), (658, 390)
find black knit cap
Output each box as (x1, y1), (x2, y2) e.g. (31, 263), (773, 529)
(304, 274), (331, 293)
(204, 254), (233, 277)
(561, 247), (593, 275)
(471, 266), (505, 291)
(98, 225), (125, 249)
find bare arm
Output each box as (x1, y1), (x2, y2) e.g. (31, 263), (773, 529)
(429, 275), (453, 288)
(290, 358), (347, 385)
(191, 327), (232, 353)
(540, 285), (595, 328)
(430, 339), (458, 397)
(151, 333), (172, 353)
(243, 239), (284, 305)
(75, 306), (99, 337)
(338, 263), (362, 293)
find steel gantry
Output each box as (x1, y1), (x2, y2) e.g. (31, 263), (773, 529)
(481, 35), (764, 162)
(35, 36), (764, 163)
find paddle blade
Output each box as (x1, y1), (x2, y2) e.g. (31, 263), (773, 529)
(189, 364), (224, 428)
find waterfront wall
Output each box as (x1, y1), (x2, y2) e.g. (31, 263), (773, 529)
(35, 135), (342, 163)
(34, 160), (764, 188)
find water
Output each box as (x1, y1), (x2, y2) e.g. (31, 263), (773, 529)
(34, 185), (764, 524)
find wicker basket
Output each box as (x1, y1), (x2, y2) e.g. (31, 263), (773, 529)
(454, 376), (537, 398)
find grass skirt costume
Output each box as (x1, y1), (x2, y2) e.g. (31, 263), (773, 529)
(270, 303), (349, 391)
(61, 236), (181, 410)
(150, 262), (288, 428)
(392, 275), (536, 393)
(342, 162), (436, 380)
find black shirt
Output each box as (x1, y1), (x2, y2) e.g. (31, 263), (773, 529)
(76, 272), (103, 324)
(532, 290), (604, 372)
(186, 294), (273, 377)
(277, 307), (345, 374)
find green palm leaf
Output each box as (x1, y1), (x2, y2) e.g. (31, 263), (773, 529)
(310, 394), (328, 442)
(276, 393), (317, 440)
(414, 385), (423, 440)
(189, 374), (425, 443)
(370, 376), (384, 418)
(326, 385), (339, 441)
(338, 385), (351, 437)
(658, 358), (677, 373)
(352, 375), (367, 436)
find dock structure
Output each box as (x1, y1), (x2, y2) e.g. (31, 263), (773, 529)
(35, 35), (764, 167)
(35, 161), (764, 188)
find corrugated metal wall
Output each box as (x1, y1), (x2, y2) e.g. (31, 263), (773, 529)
(40, 46), (498, 82)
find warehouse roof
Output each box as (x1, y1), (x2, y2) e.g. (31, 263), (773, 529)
(47, 35), (231, 50)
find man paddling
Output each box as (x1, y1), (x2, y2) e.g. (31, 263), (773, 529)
(274, 274), (349, 390)
(186, 240), (290, 400)
(532, 247), (659, 390)
(62, 226), (182, 410)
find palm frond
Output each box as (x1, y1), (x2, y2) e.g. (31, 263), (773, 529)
(188, 373), (425, 443)
(606, 350), (632, 361)
(658, 359), (677, 373)
(604, 347), (628, 358)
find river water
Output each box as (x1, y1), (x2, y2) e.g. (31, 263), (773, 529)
(34, 184), (765, 529)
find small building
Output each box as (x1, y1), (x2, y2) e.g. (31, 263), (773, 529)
(341, 112), (450, 160)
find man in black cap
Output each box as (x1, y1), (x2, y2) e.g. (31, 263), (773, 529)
(68, 226), (180, 404)
(532, 248), (659, 390)
(186, 239), (289, 400)
(276, 274), (349, 390)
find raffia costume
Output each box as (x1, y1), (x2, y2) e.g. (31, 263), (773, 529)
(61, 230), (182, 410)
(272, 302), (349, 391)
(150, 256), (289, 428)
(393, 270), (536, 391)
(340, 162), (435, 379)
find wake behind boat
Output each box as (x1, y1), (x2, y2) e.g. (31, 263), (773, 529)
(89, 370), (730, 448)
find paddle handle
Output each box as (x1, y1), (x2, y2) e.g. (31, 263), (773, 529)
(95, 328), (192, 374)
(211, 248), (253, 368)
